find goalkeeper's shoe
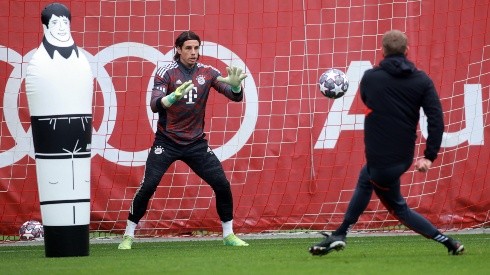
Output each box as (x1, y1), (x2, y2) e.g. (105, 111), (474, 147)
(309, 232), (346, 256)
(118, 235), (134, 250)
(447, 239), (464, 255)
(223, 233), (249, 246)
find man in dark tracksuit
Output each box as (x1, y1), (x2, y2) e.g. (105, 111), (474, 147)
(119, 31), (249, 249)
(309, 30), (464, 256)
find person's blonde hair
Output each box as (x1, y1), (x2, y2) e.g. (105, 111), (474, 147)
(382, 30), (408, 56)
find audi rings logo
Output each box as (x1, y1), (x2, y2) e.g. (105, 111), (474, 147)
(0, 42), (258, 168)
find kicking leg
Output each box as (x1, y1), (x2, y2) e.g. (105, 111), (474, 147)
(309, 165), (373, 256)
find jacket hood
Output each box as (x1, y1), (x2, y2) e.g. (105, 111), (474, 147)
(379, 54), (416, 76)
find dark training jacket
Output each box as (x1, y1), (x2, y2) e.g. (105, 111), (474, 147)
(360, 54), (444, 168)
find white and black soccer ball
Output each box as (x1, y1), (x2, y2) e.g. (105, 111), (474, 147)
(318, 68), (349, 99)
(19, 220), (44, 240)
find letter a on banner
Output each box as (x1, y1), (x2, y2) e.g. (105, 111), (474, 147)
(314, 61), (372, 149)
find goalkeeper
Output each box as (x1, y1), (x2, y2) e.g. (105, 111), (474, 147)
(119, 30), (248, 249)
(309, 30), (464, 256)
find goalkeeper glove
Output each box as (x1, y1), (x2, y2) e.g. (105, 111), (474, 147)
(161, 80), (194, 107)
(217, 66), (247, 93)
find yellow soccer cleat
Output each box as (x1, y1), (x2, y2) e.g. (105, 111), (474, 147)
(223, 233), (249, 246)
(118, 235), (134, 250)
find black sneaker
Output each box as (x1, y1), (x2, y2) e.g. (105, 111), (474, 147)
(447, 239), (464, 255)
(309, 232), (346, 256)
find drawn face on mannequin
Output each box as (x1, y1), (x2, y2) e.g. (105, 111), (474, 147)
(43, 14), (74, 46)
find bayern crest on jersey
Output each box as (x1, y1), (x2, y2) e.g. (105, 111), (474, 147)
(197, 75), (206, 85)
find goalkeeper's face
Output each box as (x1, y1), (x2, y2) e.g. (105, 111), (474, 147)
(177, 40), (200, 68)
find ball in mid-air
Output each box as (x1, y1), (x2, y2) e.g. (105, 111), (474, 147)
(19, 220), (44, 240)
(318, 68), (349, 99)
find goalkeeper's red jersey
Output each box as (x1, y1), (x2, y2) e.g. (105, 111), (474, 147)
(150, 60), (243, 145)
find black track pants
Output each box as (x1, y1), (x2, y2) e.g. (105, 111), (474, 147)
(128, 138), (233, 223)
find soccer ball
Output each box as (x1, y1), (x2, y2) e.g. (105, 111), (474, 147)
(318, 68), (349, 99)
(19, 220), (44, 240)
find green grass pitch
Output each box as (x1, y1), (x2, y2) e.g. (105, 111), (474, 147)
(0, 234), (488, 274)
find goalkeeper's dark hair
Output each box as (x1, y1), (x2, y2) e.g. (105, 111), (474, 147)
(382, 29), (408, 56)
(41, 3), (71, 27)
(174, 31), (201, 61)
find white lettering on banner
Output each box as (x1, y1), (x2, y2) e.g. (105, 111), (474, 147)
(0, 43), (258, 168)
(314, 61), (485, 149)
(0, 45), (484, 168)
(420, 84), (484, 146)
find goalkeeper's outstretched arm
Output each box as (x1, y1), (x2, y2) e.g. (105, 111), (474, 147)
(217, 66), (247, 93)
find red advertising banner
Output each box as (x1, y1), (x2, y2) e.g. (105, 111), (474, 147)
(0, 0), (488, 237)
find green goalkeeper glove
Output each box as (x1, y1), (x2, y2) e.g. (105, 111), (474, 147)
(217, 66), (247, 93)
(162, 80), (194, 107)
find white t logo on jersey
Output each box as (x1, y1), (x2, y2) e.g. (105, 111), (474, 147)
(184, 87), (198, 104)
